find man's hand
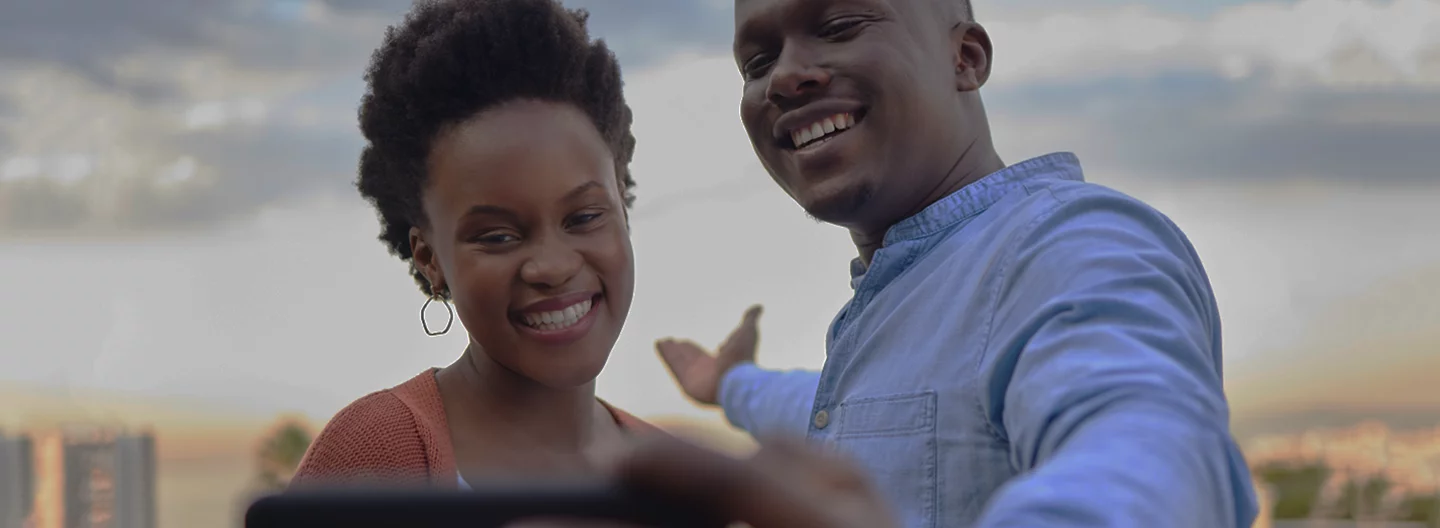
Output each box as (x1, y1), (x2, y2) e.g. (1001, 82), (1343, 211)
(655, 305), (763, 405)
(617, 434), (898, 528)
(509, 435), (898, 528)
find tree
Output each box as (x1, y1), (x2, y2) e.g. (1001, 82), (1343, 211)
(1396, 494), (1439, 526)
(1331, 474), (1393, 520)
(255, 416), (314, 491)
(1256, 461), (1331, 519)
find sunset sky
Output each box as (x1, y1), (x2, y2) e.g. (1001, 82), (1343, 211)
(1, 0), (1437, 427)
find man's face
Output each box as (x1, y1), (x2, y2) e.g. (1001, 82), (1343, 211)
(733, 0), (979, 231)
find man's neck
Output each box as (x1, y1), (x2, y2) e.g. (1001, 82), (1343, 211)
(850, 141), (1005, 265)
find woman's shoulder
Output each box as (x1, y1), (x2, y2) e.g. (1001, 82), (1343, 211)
(318, 388), (422, 442)
(598, 400), (660, 435)
(290, 372), (446, 487)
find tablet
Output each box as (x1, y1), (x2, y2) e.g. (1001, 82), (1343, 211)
(245, 481), (727, 528)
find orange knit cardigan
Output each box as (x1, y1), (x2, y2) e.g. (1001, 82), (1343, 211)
(291, 369), (652, 489)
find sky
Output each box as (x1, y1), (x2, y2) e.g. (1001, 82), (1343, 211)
(0, 0), (1437, 426)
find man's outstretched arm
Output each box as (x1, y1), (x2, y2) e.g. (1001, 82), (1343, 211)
(718, 363), (821, 437)
(974, 191), (1258, 528)
(657, 305), (821, 438)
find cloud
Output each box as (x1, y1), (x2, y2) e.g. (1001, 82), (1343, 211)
(315, 0), (735, 67)
(2, 0), (1436, 236)
(986, 0), (1440, 88)
(988, 76), (1440, 182)
(0, 64), (362, 234)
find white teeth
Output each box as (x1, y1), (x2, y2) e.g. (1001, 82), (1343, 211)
(522, 298), (593, 331)
(790, 112), (855, 149)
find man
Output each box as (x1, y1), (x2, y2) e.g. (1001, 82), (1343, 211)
(656, 0), (1260, 526)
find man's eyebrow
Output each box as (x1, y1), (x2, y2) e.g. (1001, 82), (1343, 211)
(733, 2), (785, 57)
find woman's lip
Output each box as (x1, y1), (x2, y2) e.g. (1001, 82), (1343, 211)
(515, 290), (600, 314)
(512, 295), (602, 345)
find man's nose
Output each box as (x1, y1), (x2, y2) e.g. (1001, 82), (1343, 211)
(766, 43), (830, 106)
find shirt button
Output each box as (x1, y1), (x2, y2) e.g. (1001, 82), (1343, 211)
(813, 409), (830, 430)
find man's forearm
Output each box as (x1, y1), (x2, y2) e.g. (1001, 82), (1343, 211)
(975, 396), (1255, 528)
(717, 362), (821, 438)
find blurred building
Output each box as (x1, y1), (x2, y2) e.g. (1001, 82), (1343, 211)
(1, 431), (35, 528)
(28, 426), (156, 528)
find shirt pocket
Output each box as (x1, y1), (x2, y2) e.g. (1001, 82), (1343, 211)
(833, 391), (938, 528)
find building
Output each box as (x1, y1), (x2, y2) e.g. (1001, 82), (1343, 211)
(29, 427), (156, 528)
(111, 436), (155, 528)
(0, 431), (35, 528)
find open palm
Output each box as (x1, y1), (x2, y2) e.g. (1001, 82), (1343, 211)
(656, 305), (763, 405)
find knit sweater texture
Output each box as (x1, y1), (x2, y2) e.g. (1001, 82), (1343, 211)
(291, 369), (651, 489)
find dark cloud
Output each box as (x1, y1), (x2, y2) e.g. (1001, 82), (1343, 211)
(990, 74), (1440, 182)
(0, 0), (734, 236)
(0, 96), (12, 151)
(317, 0), (413, 11)
(0, 0), (230, 98)
(2, 0), (1435, 237)
(556, 0), (733, 67)
(0, 183), (90, 232)
(0, 0), (395, 101)
(1108, 117), (1438, 182)
(319, 0), (734, 67)
(0, 117), (364, 234)
(130, 122), (363, 231)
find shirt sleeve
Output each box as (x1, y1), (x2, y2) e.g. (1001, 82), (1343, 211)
(973, 189), (1259, 528)
(717, 362), (822, 438)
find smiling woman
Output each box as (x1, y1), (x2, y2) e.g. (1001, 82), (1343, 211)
(288, 0), (655, 491)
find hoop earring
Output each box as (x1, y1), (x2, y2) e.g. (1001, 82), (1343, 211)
(421, 293), (454, 336)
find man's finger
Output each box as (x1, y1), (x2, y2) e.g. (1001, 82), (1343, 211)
(655, 339), (705, 370)
(751, 436), (872, 492)
(614, 436), (822, 528)
(506, 520), (640, 528)
(743, 304), (763, 323)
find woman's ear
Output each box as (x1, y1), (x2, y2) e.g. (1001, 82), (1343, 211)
(410, 226), (444, 294)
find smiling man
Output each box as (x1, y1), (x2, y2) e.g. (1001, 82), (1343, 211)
(655, 0), (1260, 526)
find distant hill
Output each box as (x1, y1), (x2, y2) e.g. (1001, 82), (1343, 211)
(1232, 406), (1440, 443)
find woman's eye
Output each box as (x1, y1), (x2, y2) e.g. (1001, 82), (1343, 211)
(475, 233), (518, 245)
(566, 212), (602, 229)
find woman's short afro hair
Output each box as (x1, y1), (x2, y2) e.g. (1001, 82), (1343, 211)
(355, 0), (636, 298)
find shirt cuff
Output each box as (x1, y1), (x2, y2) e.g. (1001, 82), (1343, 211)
(717, 361), (762, 431)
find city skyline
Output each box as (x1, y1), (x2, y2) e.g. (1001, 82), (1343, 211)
(1, 427), (156, 528)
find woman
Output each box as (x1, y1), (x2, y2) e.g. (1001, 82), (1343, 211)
(291, 0), (648, 490)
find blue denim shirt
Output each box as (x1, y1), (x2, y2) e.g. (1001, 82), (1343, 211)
(719, 153), (1258, 528)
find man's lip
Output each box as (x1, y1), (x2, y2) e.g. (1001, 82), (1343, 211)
(515, 291), (600, 314)
(771, 100), (866, 145)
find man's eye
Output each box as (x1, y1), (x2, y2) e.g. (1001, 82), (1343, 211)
(819, 18), (865, 39)
(742, 55), (774, 80)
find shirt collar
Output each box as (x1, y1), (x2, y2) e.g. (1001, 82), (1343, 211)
(848, 152), (1085, 282)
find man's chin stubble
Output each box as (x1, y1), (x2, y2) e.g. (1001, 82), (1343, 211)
(802, 184), (873, 227)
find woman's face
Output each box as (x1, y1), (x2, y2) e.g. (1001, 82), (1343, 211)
(412, 100), (634, 389)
